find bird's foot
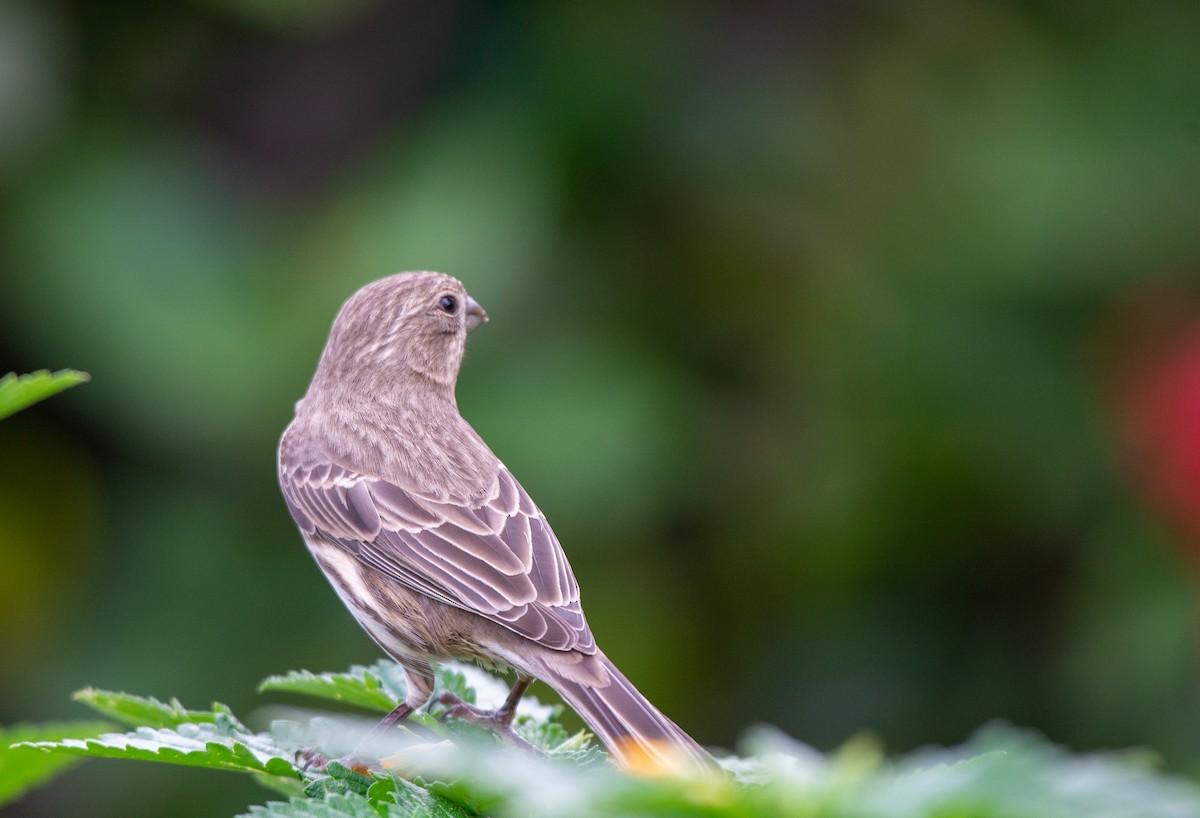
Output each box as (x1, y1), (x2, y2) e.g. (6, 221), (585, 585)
(294, 747), (382, 775)
(336, 755), (378, 774)
(436, 692), (536, 752)
(294, 748), (331, 772)
(436, 691), (514, 727)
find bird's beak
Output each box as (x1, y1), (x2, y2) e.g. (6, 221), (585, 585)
(465, 295), (488, 332)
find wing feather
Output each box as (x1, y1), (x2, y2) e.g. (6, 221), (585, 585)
(501, 513), (533, 571)
(431, 523), (527, 575)
(495, 469), (522, 515)
(371, 481), (442, 530)
(280, 441), (594, 654)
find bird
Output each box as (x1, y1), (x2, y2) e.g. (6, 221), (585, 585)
(277, 270), (714, 773)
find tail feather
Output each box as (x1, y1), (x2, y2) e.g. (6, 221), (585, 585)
(543, 653), (715, 773)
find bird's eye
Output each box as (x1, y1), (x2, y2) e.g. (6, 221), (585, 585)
(438, 295), (458, 314)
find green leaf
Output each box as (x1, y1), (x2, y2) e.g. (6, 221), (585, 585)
(517, 719), (605, 766)
(72, 688), (236, 730)
(252, 769), (312, 800)
(31, 662), (1200, 818)
(0, 369), (89, 420)
(245, 782), (478, 818)
(259, 663), (404, 714)
(18, 723), (303, 780)
(0, 721), (111, 807)
(307, 761), (376, 797)
(261, 660), (603, 767)
(380, 776), (479, 818)
(298, 765), (476, 816)
(241, 791), (392, 818)
(864, 724), (1200, 818)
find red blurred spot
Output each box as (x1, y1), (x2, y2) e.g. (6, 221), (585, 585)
(1112, 286), (1200, 564)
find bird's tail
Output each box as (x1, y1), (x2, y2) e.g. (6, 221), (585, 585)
(542, 652), (716, 775)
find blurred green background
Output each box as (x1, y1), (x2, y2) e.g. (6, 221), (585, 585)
(3, 1), (1200, 815)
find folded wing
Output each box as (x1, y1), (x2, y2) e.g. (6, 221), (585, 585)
(280, 447), (596, 655)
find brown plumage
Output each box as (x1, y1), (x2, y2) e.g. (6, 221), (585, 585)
(277, 271), (713, 772)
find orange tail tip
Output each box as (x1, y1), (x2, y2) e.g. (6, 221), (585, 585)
(612, 736), (719, 779)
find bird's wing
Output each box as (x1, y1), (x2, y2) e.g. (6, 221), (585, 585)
(280, 448), (596, 655)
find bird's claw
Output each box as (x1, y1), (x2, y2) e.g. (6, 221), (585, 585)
(296, 748), (383, 775)
(435, 692), (538, 753)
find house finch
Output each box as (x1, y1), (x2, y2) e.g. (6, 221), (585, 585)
(278, 271), (713, 772)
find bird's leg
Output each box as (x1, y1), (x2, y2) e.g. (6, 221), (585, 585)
(496, 675), (532, 724)
(438, 675), (536, 749)
(333, 700), (423, 771)
(358, 701), (415, 746)
(336, 665), (444, 769)
(290, 702), (414, 774)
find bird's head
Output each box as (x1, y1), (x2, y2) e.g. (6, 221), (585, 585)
(310, 271), (488, 401)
